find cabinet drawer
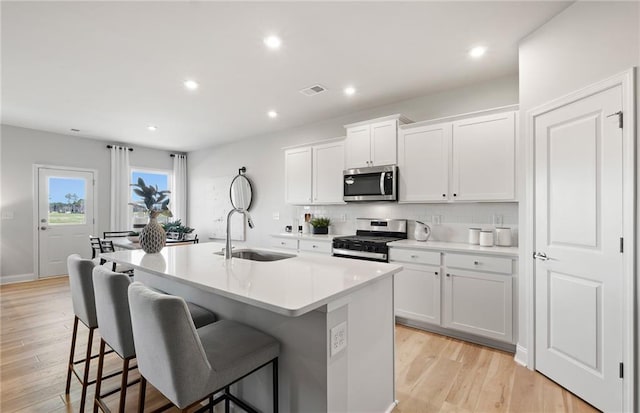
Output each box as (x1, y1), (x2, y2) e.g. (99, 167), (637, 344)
(272, 238), (298, 250)
(446, 253), (512, 274)
(389, 248), (440, 266)
(299, 239), (332, 254)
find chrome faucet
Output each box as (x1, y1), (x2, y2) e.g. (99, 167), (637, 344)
(225, 208), (254, 259)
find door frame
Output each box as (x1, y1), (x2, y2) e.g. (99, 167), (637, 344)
(32, 164), (98, 279)
(523, 68), (636, 411)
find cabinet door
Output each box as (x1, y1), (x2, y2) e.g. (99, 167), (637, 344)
(284, 147), (312, 204)
(398, 123), (451, 202)
(313, 141), (345, 204)
(394, 263), (441, 325)
(451, 111), (516, 201)
(370, 119), (398, 166)
(443, 268), (513, 343)
(345, 125), (371, 169)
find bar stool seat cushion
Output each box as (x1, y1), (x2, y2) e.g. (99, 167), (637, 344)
(186, 302), (218, 329)
(197, 319), (280, 390)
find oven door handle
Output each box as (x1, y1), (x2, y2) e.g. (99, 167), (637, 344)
(380, 172), (386, 196)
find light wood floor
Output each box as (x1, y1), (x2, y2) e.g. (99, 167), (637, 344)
(1, 277), (598, 413)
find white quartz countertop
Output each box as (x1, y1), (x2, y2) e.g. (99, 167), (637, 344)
(388, 239), (519, 257)
(271, 233), (345, 241)
(101, 242), (402, 317)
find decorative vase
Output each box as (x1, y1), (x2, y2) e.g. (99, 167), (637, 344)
(312, 226), (328, 235)
(139, 217), (166, 253)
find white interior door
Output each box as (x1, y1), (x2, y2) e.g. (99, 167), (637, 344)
(38, 167), (95, 277)
(534, 85), (623, 412)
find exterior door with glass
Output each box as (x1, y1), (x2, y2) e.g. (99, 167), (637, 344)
(38, 167), (95, 277)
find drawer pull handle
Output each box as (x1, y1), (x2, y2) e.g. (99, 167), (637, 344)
(410, 255), (418, 259)
(435, 271), (439, 276)
(473, 260), (480, 265)
(312, 245), (317, 248)
(446, 273), (450, 277)
(281, 242), (285, 245)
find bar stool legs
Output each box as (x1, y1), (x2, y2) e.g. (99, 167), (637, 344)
(94, 339), (140, 413)
(65, 316), (96, 412)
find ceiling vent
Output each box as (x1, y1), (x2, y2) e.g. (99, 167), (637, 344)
(299, 84), (327, 96)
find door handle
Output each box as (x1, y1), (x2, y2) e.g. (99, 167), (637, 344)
(533, 252), (550, 261)
(380, 172), (386, 196)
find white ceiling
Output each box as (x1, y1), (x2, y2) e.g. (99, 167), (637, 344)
(1, 1), (569, 151)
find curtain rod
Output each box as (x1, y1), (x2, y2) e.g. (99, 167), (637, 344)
(106, 145), (133, 151)
(170, 154), (187, 158)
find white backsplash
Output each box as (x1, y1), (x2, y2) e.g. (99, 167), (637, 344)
(287, 202), (519, 245)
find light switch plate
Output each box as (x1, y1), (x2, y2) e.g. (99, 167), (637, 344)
(1, 211), (14, 220)
(272, 212), (280, 220)
(330, 321), (347, 357)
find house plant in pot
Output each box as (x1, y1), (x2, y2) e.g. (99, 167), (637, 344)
(129, 178), (172, 253)
(161, 219), (195, 241)
(310, 217), (331, 235)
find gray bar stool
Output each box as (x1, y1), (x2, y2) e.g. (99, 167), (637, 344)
(66, 254), (117, 411)
(127, 282), (280, 413)
(92, 267), (217, 413)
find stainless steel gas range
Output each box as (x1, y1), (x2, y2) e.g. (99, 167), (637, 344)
(332, 218), (407, 262)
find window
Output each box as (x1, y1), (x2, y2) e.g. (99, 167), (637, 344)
(130, 168), (172, 225)
(48, 177), (87, 225)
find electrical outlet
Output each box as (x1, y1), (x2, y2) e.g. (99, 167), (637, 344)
(330, 321), (347, 357)
(272, 212), (280, 220)
(431, 215), (441, 225)
(340, 214), (347, 222)
(1, 211), (14, 220)
(492, 214), (503, 226)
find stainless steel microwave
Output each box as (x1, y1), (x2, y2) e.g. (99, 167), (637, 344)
(343, 165), (397, 202)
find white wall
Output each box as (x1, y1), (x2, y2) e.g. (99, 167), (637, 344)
(518, 0), (640, 394)
(0, 124), (173, 279)
(189, 74), (519, 249)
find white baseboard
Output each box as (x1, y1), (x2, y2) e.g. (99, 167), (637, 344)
(514, 343), (528, 367)
(1, 273), (36, 284)
(385, 400), (399, 413)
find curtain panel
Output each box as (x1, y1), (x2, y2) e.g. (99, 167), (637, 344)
(109, 145), (131, 231)
(172, 154), (188, 224)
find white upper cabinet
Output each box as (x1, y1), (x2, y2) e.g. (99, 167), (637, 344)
(398, 122), (451, 202)
(344, 115), (412, 169)
(398, 107), (517, 203)
(313, 141), (345, 204)
(345, 125), (371, 169)
(284, 146), (312, 204)
(370, 119), (399, 166)
(284, 139), (345, 205)
(451, 111), (516, 201)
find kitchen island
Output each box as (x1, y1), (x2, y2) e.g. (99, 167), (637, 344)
(101, 242), (402, 413)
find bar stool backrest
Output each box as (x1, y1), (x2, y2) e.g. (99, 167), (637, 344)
(92, 266), (135, 359)
(128, 282), (211, 406)
(67, 254), (98, 328)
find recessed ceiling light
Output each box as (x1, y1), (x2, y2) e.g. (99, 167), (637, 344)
(344, 86), (356, 96)
(267, 110), (278, 119)
(147, 125), (158, 131)
(469, 46), (487, 58)
(263, 35), (282, 50)
(183, 79), (199, 90)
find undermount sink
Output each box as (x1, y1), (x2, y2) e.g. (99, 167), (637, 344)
(215, 249), (296, 262)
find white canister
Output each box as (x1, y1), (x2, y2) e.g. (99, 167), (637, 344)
(495, 227), (512, 247)
(479, 230), (494, 247)
(468, 228), (481, 245)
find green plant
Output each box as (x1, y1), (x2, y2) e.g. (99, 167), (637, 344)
(310, 217), (331, 228)
(129, 178), (172, 219)
(161, 219), (194, 235)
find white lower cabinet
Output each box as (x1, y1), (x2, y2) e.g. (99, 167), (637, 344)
(442, 268), (513, 343)
(394, 263), (440, 325)
(391, 247), (516, 345)
(271, 236), (332, 255)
